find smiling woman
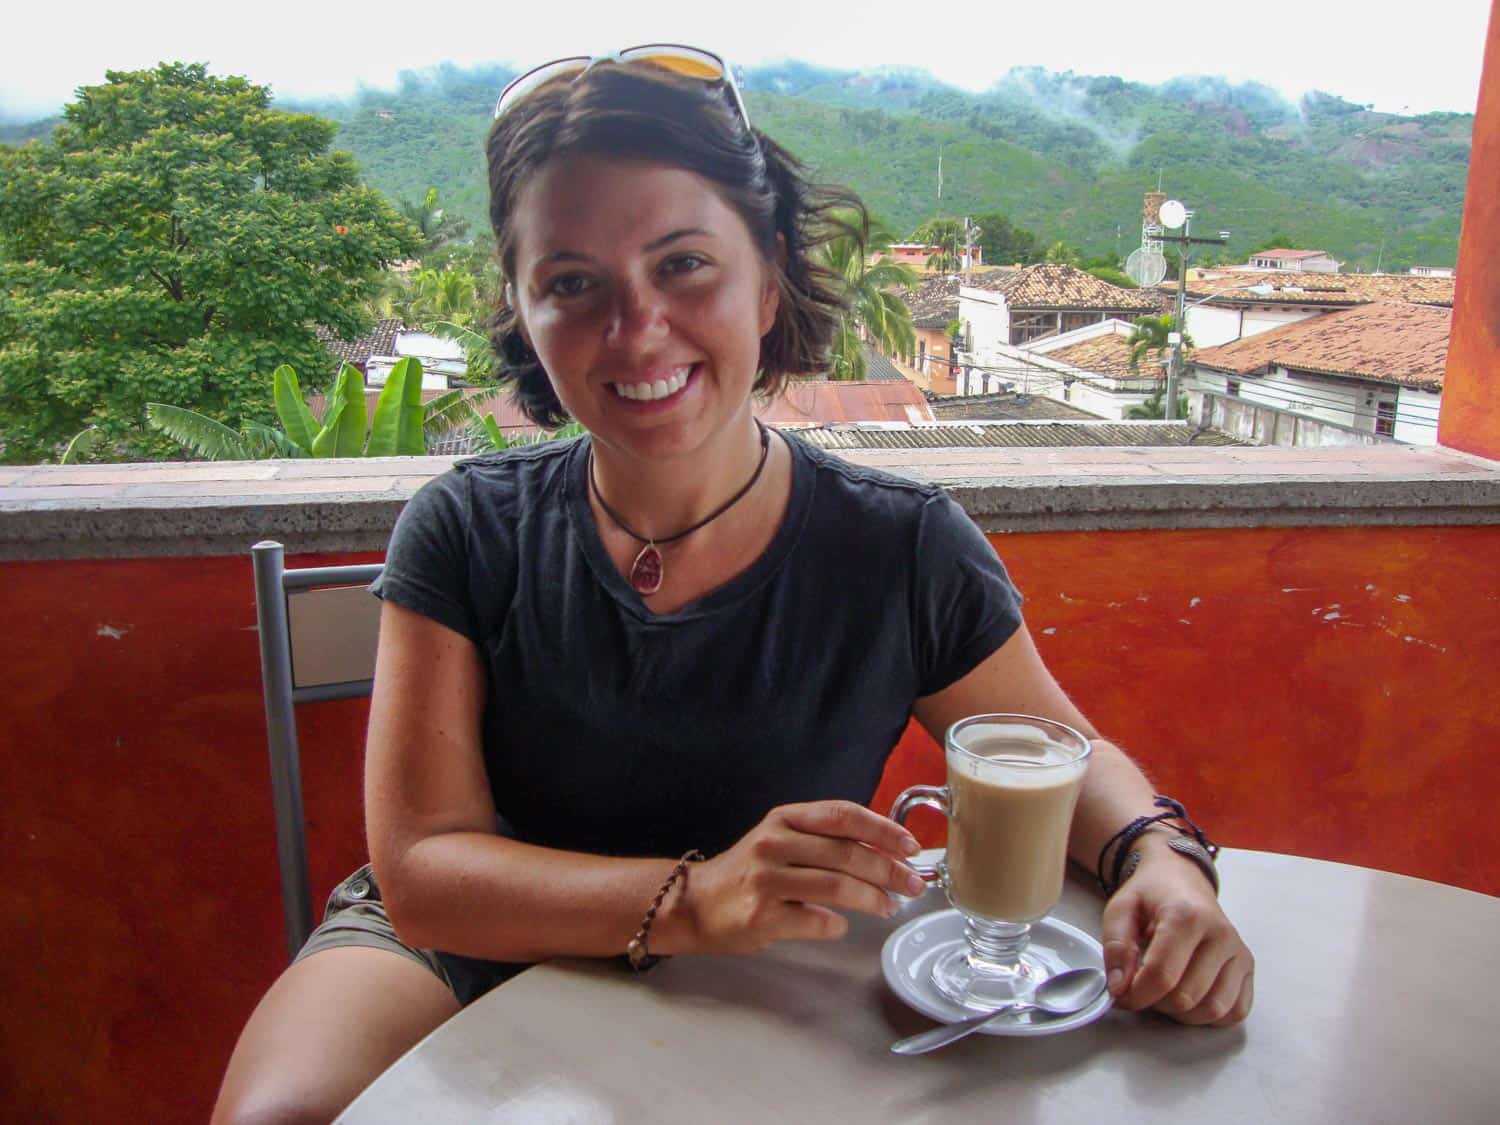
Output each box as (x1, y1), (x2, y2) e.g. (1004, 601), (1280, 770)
(211, 50), (1254, 1125)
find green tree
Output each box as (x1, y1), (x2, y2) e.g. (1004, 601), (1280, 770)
(1126, 386), (1190, 420)
(1044, 241), (1082, 266)
(913, 217), (964, 272)
(819, 220), (920, 380)
(972, 211), (1039, 266)
(0, 62), (421, 463)
(398, 187), (471, 259)
(1126, 314), (1193, 372)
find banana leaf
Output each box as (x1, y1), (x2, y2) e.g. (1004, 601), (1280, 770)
(333, 363), (368, 457)
(309, 375), (348, 458)
(145, 403), (255, 461)
(59, 425), (102, 465)
(272, 365), (321, 454)
(366, 357), (426, 456)
(243, 422), (313, 459)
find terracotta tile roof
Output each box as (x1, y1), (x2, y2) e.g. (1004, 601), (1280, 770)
(1165, 272), (1455, 309)
(903, 269), (1019, 328)
(316, 318), (404, 368)
(757, 378), (935, 426)
(930, 391), (1103, 422)
(1040, 333), (1143, 380)
(794, 421), (1243, 448)
(993, 264), (1159, 313)
(1191, 303), (1451, 390)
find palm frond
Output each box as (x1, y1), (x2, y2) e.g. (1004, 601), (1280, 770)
(60, 425), (102, 465)
(145, 403), (256, 461)
(243, 422), (313, 459)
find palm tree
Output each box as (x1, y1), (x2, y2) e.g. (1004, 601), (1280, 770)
(1127, 386), (1190, 420)
(398, 187), (470, 259)
(819, 220), (921, 381)
(1045, 241), (1081, 266)
(1127, 314), (1194, 373)
(914, 218), (964, 272)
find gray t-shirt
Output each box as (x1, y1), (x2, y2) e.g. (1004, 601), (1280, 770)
(371, 428), (1024, 862)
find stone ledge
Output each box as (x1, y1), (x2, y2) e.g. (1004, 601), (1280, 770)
(2, 444), (1498, 560)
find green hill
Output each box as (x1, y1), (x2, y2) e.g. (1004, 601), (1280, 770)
(5, 61), (1469, 271)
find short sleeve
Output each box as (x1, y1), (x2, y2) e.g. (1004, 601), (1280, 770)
(912, 492), (1025, 697)
(369, 471), (481, 643)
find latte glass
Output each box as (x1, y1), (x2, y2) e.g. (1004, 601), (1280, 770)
(890, 714), (1090, 1011)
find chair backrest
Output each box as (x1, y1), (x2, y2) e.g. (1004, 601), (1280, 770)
(251, 540), (384, 961)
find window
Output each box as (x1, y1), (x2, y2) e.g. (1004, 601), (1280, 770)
(1376, 401), (1397, 437)
(918, 340), (925, 371)
(1227, 380), (1241, 397)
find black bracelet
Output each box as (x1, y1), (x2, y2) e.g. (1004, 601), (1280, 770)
(1096, 796), (1220, 897)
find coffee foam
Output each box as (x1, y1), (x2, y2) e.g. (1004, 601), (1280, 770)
(952, 725), (1085, 787)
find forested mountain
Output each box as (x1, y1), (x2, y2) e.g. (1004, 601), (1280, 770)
(4, 61), (1470, 270)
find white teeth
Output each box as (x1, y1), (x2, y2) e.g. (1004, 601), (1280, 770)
(613, 366), (692, 401)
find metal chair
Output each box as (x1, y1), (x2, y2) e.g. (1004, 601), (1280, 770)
(251, 540), (384, 962)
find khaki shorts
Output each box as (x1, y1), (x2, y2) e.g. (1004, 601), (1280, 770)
(293, 863), (455, 991)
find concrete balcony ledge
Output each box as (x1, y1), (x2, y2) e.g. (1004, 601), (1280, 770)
(2, 443), (1499, 560)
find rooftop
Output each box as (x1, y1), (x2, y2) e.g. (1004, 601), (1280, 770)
(1250, 249), (1333, 260)
(1036, 329), (1149, 380)
(859, 344), (911, 382)
(993, 263), (1160, 313)
(757, 378), (934, 427)
(904, 269), (1018, 328)
(1169, 270), (1456, 308)
(316, 317), (404, 369)
(930, 390), (1103, 422)
(1192, 302), (1452, 390)
(791, 421), (1243, 449)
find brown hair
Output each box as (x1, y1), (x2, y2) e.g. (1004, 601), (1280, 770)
(485, 62), (866, 428)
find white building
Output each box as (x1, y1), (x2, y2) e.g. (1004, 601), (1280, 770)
(1187, 303), (1449, 446)
(1245, 248), (1342, 273)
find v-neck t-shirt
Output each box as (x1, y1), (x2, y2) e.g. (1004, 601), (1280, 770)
(371, 428), (1024, 860)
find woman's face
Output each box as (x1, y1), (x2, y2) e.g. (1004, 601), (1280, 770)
(508, 154), (779, 463)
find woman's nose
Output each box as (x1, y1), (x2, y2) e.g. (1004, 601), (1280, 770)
(603, 281), (669, 354)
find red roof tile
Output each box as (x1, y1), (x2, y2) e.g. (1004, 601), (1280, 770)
(1191, 303), (1451, 389)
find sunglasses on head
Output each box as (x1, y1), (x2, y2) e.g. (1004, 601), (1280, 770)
(492, 43), (751, 130)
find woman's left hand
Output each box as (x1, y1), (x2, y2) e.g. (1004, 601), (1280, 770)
(1099, 838), (1255, 1026)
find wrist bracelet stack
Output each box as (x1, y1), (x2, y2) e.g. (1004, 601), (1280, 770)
(627, 849), (704, 972)
(1097, 796), (1220, 897)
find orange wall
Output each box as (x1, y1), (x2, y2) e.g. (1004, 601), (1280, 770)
(1438, 0), (1500, 457)
(4, 523), (1500, 1121)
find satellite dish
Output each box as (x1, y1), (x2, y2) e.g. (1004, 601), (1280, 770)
(1125, 248), (1168, 287)
(1159, 199), (1187, 230)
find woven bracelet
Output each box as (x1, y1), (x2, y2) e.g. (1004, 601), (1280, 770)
(626, 850), (704, 973)
(1096, 796), (1220, 897)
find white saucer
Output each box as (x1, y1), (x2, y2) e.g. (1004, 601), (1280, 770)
(881, 909), (1111, 1037)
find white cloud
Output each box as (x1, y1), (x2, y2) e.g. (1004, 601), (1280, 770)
(1, 0), (1489, 119)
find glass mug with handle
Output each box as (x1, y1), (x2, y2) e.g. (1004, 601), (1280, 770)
(890, 714), (1091, 1011)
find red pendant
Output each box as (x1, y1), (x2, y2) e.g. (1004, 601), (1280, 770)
(630, 542), (664, 595)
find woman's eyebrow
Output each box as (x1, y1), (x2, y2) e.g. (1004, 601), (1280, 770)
(644, 227), (713, 252)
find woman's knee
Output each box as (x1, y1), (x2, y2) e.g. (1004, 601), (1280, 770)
(211, 947), (458, 1125)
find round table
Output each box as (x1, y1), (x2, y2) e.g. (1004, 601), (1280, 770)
(337, 850), (1500, 1123)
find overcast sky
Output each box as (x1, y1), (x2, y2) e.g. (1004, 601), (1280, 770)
(4, 0), (1491, 119)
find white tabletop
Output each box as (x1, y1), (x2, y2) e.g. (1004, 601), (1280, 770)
(339, 850), (1500, 1124)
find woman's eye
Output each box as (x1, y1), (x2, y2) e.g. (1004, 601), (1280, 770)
(661, 254), (708, 275)
(547, 274), (595, 297)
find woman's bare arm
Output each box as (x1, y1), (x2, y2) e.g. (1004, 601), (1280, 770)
(364, 601), (919, 962)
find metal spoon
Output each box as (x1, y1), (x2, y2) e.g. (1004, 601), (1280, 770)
(891, 967), (1108, 1055)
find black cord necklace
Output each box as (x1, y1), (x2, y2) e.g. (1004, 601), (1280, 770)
(589, 421), (772, 596)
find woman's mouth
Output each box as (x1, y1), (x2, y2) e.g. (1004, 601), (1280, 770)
(608, 364), (697, 403)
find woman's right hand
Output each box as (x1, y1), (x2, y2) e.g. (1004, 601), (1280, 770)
(672, 801), (927, 955)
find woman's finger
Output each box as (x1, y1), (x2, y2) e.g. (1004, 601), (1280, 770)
(776, 833), (927, 897)
(1211, 967), (1254, 1027)
(1155, 937), (1232, 1018)
(778, 801), (919, 859)
(1122, 904), (1202, 1011)
(772, 864), (899, 920)
(766, 902), (850, 944)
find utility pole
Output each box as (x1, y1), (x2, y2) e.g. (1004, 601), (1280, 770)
(1153, 210), (1230, 420)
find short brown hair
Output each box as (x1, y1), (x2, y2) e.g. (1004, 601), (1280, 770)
(485, 62), (865, 428)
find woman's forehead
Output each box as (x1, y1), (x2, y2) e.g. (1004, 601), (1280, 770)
(511, 155), (747, 264)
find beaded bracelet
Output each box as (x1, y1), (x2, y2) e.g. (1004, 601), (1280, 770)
(626, 849), (704, 972)
(1096, 796), (1220, 897)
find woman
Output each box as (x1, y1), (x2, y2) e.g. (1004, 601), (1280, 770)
(213, 48), (1253, 1124)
